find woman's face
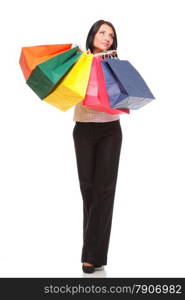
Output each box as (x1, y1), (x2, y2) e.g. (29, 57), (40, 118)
(93, 24), (115, 54)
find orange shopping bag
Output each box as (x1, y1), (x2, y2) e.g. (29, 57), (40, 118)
(19, 44), (72, 80)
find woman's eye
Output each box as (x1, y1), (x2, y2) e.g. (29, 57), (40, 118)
(100, 32), (114, 38)
(99, 31), (114, 39)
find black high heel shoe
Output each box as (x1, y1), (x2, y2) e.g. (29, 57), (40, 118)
(82, 263), (104, 273)
(82, 263), (95, 273)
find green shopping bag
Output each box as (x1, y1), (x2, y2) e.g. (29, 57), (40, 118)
(26, 46), (82, 99)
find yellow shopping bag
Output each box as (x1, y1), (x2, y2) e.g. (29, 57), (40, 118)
(43, 51), (93, 111)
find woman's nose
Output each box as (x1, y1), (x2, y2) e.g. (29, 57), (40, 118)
(104, 37), (110, 42)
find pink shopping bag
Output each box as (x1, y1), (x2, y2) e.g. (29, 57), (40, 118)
(82, 56), (130, 114)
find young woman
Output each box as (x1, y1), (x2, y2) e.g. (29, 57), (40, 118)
(73, 20), (123, 274)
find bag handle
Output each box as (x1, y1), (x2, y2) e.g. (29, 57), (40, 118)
(93, 49), (117, 57)
(86, 49), (119, 59)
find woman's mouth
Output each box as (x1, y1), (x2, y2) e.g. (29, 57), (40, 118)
(102, 43), (109, 47)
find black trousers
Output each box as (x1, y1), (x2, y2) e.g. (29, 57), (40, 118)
(72, 120), (122, 266)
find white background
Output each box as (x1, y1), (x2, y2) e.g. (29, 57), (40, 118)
(0, 0), (185, 278)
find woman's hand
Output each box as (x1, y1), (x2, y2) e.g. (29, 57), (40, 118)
(87, 48), (117, 57)
(110, 49), (117, 56)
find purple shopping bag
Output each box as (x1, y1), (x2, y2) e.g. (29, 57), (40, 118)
(101, 58), (155, 109)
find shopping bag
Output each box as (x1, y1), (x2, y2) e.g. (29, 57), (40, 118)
(82, 56), (130, 114)
(26, 46), (82, 99)
(19, 44), (72, 80)
(43, 51), (94, 111)
(101, 58), (155, 109)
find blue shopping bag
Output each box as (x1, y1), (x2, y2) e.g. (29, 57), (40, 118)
(101, 58), (155, 109)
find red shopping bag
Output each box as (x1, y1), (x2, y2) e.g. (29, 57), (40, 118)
(82, 56), (130, 114)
